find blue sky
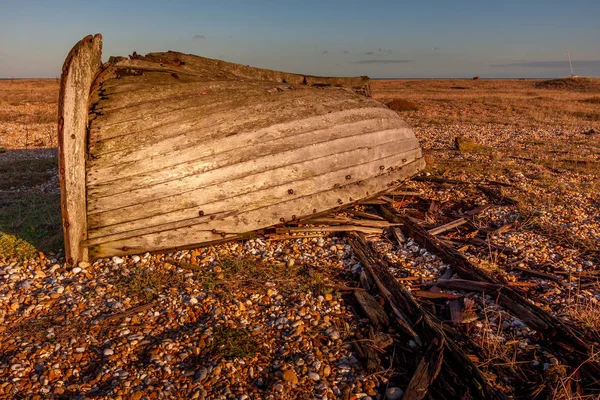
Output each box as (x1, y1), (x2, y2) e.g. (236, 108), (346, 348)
(1, 0), (599, 78)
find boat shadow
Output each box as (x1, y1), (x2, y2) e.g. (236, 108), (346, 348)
(0, 148), (63, 259)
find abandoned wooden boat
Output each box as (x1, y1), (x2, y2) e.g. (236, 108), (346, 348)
(58, 34), (425, 263)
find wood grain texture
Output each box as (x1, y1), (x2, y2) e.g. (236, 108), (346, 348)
(58, 34), (102, 263)
(57, 36), (426, 259)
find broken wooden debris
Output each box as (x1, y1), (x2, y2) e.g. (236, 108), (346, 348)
(275, 225), (383, 234)
(349, 232), (507, 399)
(380, 205), (600, 389)
(354, 290), (390, 331)
(427, 218), (467, 236)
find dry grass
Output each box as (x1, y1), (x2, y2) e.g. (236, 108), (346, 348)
(371, 78), (600, 127)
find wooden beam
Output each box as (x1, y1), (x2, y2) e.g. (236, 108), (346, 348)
(427, 218), (467, 236)
(58, 34), (103, 264)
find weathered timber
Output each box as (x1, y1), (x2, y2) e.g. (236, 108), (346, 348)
(511, 266), (562, 282)
(403, 338), (444, 400)
(58, 34), (103, 264)
(59, 34), (425, 262)
(349, 233), (507, 399)
(353, 290), (390, 331)
(436, 278), (504, 292)
(427, 218), (467, 236)
(381, 205), (600, 389)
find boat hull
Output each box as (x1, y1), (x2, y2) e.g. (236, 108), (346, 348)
(58, 34), (425, 262)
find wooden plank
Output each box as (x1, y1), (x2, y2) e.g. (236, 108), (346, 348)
(511, 266), (562, 282)
(87, 148), (423, 238)
(353, 290), (390, 331)
(404, 338), (444, 400)
(276, 225), (383, 235)
(436, 279), (503, 292)
(413, 291), (462, 300)
(88, 133), (420, 213)
(427, 218), (467, 236)
(87, 109), (405, 186)
(58, 34), (103, 264)
(345, 209), (385, 221)
(88, 158), (425, 258)
(88, 117), (402, 199)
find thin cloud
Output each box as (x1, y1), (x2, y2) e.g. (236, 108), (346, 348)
(192, 34), (206, 39)
(322, 50), (329, 54)
(365, 51), (374, 55)
(343, 50), (349, 54)
(491, 60), (600, 68)
(351, 59), (412, 65)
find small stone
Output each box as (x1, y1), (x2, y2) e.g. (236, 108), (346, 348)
(103, 348), (114, 356)
(132, 391), (143, 400)
(308, 372), (320, 381)
(72, 267), (82, 274)
(324, 293), (333, 301)
(287, 259), (295, 267)
(112, 256), (124, 265)
(132, 255), (141, 263)
(385, 387), (404, 400)
(78, 261), (90, 268)
(274, 383), (284, 392)
(283, 368), (299, 385)
(322, 365), (331, 377)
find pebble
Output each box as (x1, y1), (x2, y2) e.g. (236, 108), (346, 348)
(308, 372), (320, 381)
(385, 387), (404, 400)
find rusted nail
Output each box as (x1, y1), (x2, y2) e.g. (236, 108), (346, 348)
(292, 215), (296, 220)
(402, 158), (407, 162)
(210, 215), (215, 220)
(313, 209), (317, 214)
(198, 210), (204, 216)
(337, 199), (343, 204)
(379, 165), (385, 171)
(345, 175), (351, 180)
(212, 229), (217, 234)
(122, 246), (128, 251)
(288, 189), (294, 195)
(280, 217), (285, 222)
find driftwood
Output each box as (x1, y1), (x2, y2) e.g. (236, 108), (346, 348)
(275, 225), (383, 234)
(381, 205), (600, 389)
(349, 233), (507, 399)
(436, 278), (503, 292)
(354, 290), (390, 331)
(427, 218), (467, 236)
(511, 266), (562, 282)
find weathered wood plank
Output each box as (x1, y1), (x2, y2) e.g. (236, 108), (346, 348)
(88, 158), (425, 257)
(87, 150), (423, 241)
(58, 34), (102, 264)
(88, 133), (420, 213)
(87, 107), (404, 184)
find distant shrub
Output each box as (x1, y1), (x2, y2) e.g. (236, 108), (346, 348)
(385, 98), (418, 112)
(534, 77), (600, 92)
